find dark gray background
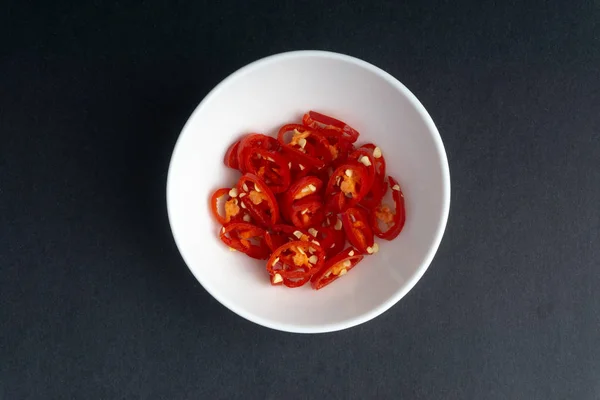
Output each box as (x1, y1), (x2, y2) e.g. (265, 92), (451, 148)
(1, 0), (599, 399)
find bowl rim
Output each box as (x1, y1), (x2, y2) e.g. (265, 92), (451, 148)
(166, 50), (451, 334)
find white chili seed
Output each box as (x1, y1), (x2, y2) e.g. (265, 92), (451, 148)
(373, 147), (382, 158)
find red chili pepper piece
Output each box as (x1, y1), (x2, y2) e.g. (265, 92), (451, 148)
(286, 176), (324, 201)
(280, 176), (324, 222)
(313, 221), (346, 258)
(243, 148), (291, 194)
(370, 176), (406, 240)
(209, 187), (251, 225)
(265, 224), (312, 251)
(237, 173), (280, 227)
(325, 163), (371, 212)
(278, 124), (330, 170)
(341, 207), (375, 254)
(311, 130), (354, 167)
(267, 241), (326, 288)
(302, 111), (360, 143)
(290, 195), (325, 229)
(237, 133), (281, 173)
(220, 223), (271, 260)
(310, 247), (363, 290)
(224, 139), (242, 170)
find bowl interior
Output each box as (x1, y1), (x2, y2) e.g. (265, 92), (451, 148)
(167, 51), (449, 333)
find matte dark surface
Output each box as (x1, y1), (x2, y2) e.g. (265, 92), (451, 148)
(1, 1), (599, 399)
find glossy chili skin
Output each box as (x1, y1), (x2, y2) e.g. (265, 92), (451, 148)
(209, 187), (250, 225)
(325, 163), (371, 212)
(310, 247), (363, 290)
(360, 143), (386, 188)
(370, 176), (406, 240)
(237, 173), (280, 227)
(281, 176), (324, 223)
(237, 133), (280, 173)
(243, 148), (291, 194)
(341, 207), (374, 254)
(220, 223), (270, 260)
(278, 124), (331, 170)
(290, 195), (325, 229)
(224, 140), (242, 170)
(210, 188), (232, 225)
(302, 111), (360, 143)
(264, 224), (312, 251)
(267, 241), (325, 288)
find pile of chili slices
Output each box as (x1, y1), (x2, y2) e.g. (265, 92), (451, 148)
(210, 111), (405, 290)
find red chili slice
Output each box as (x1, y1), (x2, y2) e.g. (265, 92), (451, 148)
(281, 176), (324, 223)
(289, 195), (325, 229)
(265, 224), (312, 251)
(325, 163), (372, 212)
(237, 173), (280, 227)
(220, 223), (270, 260)
(359, 144), (386, 190)
(315, 220), (346, 258)
(312, 130), (354, 166)
(302, 111), (360, 143)
(267, 241), (326, 288)
(224, 139), (242, 170)
(286, 176), (324, 201)
(237, 133), (281, 173)
(278, 124), (330, 170)
(243, 148), (291, 194)
(210, 187), (250, 225)
(341, 207), (374, 254)
(370, 176), (406, 240)
(310, 247), (363, 290)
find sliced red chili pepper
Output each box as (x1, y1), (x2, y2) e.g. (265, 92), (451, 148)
(224, 139), (242, 170)
(349, 148), (376, 180)
(360, 178), (386, 210)
(286, 176), (324, 201)
(243, 148), (291, 194)
(312, 130), (354, 167)
(325, 163), (371, 212)
(310, 247), (364, 290)
(327, 228), (346, 257)
(210, 187), (249, 225)
(220, 223), (270, 260)
(265, 224), (312, 251)
(237, 173), (280, 227)
(267, 241), (325, 288)
(312, 222), (345, 258)
(290, 195), (325, 229)
(302, 111), (360, 143)
(280, 176), (324, 223)
(237, 133), (280, 173)
(346, 144), (385, 209)
(341, 207), (374, 254)
(210, 188), (232, 225)
(359, 143), (386, 186)
(289, 160), (312, 182)
(370, 176), (406, 240)
(278, 124), (332, 169)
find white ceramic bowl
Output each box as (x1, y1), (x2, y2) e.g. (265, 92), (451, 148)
(167, 51), (450, 333)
